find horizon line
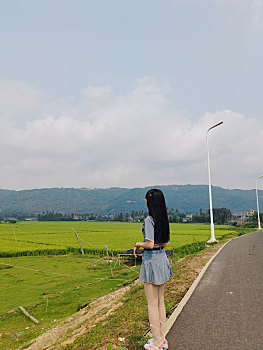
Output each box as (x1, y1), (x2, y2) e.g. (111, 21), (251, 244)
(0, 184), (258, 192)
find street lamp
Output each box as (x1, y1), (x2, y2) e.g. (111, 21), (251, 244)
(206, 121), (223, 244)
(256, 175), (263, 230)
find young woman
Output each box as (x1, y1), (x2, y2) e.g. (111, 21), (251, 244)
(134, 189), (173, 350)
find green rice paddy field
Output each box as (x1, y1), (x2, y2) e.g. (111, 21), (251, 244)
(0, 221), (246, 349)
(0, 221), (236, 256)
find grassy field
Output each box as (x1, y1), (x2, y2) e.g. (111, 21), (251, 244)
(0, 254), (139, 349)
(0, 221), (236, 256)
(0, 221), (248, 349)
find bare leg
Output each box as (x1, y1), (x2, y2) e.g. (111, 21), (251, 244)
(144, 282), (163, 347)
(158, 283), (166, 342)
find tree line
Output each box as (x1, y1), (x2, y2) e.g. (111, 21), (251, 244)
(2, 208), (262, 226)
(36, 208), (233, 224)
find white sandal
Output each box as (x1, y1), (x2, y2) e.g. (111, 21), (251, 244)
(144, 343), (163, 350)
(146, 338), (168, 349)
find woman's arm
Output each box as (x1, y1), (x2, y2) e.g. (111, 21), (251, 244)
(136, 240), (154, 249)
(133, 240), (154, 257)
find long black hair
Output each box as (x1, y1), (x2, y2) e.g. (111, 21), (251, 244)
(145, 188), (170, 244)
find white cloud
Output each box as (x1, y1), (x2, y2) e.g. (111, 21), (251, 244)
(0, 80), (42, 117)
(0, 78), (262, 190)
(82, 86), (112, 101)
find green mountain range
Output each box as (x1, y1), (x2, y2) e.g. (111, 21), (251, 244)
(0, 185), (260, 215)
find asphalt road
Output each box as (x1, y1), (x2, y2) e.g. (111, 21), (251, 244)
(167, 230), (263, 350)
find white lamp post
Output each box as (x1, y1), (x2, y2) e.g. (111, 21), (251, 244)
(206, 121), (223, 244)
(256, 175), (263, 230)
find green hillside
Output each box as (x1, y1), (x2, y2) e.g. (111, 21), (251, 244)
(0, 185), (260, 215)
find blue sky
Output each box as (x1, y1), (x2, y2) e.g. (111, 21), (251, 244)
(2, 0), (263, 120)
(0, 0), (263, 190)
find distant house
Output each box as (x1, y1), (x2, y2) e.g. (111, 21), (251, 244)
(232, 213), (247, 223)
(231, 210), (255, 223)
(231, 213), (242, 222)
(183, 213), (193, 223)
(245, 210), (255, 217)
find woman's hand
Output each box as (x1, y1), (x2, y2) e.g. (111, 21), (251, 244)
(133, 243), (140, 257)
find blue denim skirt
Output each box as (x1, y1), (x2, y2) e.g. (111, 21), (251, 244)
(139, 249), (173, 285)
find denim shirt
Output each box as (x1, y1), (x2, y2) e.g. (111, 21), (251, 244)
(142, 215), (169, 245)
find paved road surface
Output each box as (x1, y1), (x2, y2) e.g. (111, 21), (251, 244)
(167, 231), (263, 350)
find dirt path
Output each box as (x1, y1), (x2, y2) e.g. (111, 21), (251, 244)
(25, 284), (133, 350)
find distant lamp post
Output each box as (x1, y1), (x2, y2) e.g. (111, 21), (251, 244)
(206, 121), (223, 244)
(256, 175), (263, 230)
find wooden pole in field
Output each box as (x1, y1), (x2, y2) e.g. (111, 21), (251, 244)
(12, 226), (17, 241)
(72, 228), (85, 255)
(105, 244), (113, 278)
(19, 306), (39, 324)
